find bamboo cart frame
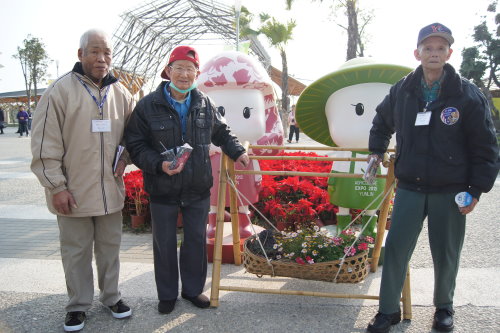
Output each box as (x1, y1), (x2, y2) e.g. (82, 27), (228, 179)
(209, 144), (412, 320)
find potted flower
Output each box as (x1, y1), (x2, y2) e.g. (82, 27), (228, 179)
(123, 170), (150, 228)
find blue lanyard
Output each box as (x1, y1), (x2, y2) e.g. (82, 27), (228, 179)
(76, 75), (110, 117)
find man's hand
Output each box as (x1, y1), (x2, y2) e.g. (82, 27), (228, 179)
(162, 161), (184, 176)
(459, 197), (478, 215)
(52, 190), (77, 215)
(114, 159), (127, 177)
(236, 153), (250, 168)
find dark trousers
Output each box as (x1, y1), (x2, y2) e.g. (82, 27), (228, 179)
(150, 197), (210, 301)
(379, 188), (466, 313)
(19, 122), (28, 136)
(288, 125), (300, 142)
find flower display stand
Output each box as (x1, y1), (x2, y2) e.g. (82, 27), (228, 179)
(209, 146), (413, 321)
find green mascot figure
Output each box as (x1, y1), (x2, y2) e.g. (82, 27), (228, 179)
(296, 58), (411, 237)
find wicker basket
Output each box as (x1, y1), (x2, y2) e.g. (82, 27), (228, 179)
(243, 237), (369, 283)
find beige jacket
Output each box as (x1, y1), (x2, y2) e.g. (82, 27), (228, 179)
(31, 65), (135, 217)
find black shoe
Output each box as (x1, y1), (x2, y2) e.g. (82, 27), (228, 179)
(64, 311), (85, 332)
(366, 311), (401, 333)
(108, 299), (132, 319)
(181, 293), (210, 308)
(433, 308), (454, 332)
(158, 299), (177, 314)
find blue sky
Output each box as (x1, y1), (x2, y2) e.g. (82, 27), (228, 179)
(0, 0), (493, 93)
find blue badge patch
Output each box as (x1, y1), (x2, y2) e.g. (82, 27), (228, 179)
(440, 107), (459, 125)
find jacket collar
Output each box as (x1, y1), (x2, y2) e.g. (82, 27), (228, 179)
(72, 62), (118, 88)
(152, 81), (204, 108)
(401, 63), (463, 98)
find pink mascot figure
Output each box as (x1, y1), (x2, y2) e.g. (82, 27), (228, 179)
(198, 51), (284, 262)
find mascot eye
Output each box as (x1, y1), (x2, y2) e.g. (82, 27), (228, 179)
(351, 103), (364, 116)
(217, 106), (225, 116)
(243, 107), (251, 119)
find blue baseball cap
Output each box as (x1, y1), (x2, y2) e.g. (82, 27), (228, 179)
(417, 23), (454, 46)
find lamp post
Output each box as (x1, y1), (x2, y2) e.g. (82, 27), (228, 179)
(235, 0), (242, 51)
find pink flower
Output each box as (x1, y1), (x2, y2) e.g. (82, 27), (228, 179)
(357, 242), (368, 251)
(306, 256), (314, 264)
(344, 246), (356, 256)
(295, 257), (306, 265)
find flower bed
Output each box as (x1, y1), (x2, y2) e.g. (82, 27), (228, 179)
(253, 151), (337, 230)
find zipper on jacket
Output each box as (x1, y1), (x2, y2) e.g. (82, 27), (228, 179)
(98, 86), (108, 214)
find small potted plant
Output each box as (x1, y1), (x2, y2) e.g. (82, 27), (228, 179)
(123, 170), (150, 228)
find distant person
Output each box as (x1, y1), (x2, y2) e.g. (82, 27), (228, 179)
(125, 45), (250, 315)
(366, 23), (500, 333)
(16, 105), (29, 137)
(31, 29), (135, 332)
(287, 104), (300, 143)
(27, 109), (33, 130)
(0, 107), (5, 134)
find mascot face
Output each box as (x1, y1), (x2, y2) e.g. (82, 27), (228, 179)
(208, 89), (265, 143)
(326, 82), (394, 148)
(295, 58), (412, 148)
(198, 51), (272, 143)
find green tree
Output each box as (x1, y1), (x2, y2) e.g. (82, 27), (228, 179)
(460, 1), (500, 127)
(258, 14), (297, 120)
(285, 0), (372, 60)
(13, 35), (51, 109)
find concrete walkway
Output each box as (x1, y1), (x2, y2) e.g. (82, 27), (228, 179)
(0, 125), (499, 333)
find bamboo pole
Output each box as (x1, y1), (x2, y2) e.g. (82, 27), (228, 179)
(251, 156), (367, 162)
(210, 154), (230, 307)
(250, 144), (396, 153)
(227, 158), (242, 265)
(370, 155), (395, 272)
(237, 170), (386, 179)
(402, 269), (412, 319)
(219, 285), (380, 300)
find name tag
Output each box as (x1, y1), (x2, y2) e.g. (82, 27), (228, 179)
(92, 119), (111, 132)
(415, 111), (431, 126)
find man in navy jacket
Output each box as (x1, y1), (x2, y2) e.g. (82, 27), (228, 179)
(366, 23), (499, 333)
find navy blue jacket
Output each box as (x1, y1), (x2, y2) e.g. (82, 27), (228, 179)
(369, 64), (499, 199)
(125, 82), (246, 205)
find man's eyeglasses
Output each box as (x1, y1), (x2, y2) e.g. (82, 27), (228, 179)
(169, 66), (198, 75)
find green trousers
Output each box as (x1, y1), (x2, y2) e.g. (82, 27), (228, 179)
(379, 188), (466, 313)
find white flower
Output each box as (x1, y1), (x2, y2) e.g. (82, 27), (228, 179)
(301, 248), (307, 254)
(313, 225), (320, 231)
(273, 244), (278, 249)
(301, 242), (308, 248)
(276, 255), (282, 260)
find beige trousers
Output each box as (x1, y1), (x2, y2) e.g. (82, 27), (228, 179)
(58, 211), (123, 312)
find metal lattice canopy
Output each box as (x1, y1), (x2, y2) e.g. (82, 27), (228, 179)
(112, 0), (271, 95)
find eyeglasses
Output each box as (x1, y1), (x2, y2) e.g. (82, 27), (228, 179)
(169, 66), (198, 75)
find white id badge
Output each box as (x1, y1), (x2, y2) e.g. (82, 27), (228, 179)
(415, 111), (431, 126)
(91, 119), (111, 132)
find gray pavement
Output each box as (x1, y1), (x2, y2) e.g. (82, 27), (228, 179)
(0, 125), (499, 333)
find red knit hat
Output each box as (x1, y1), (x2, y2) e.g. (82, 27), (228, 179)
(161, 46), (200, 79)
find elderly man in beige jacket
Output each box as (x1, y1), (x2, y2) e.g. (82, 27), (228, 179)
(31, 29), (135, 332)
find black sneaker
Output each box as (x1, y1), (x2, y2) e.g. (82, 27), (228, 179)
(433, 308), (454, 332)
(64, 311), (85, 332)
(366, 311), (401, 333)
(109, 299), (132, 319)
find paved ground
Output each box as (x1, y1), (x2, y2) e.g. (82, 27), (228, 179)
(0, 125), (499, 333)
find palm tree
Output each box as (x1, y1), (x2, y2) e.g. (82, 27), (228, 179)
(259, 14), (297, 119)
